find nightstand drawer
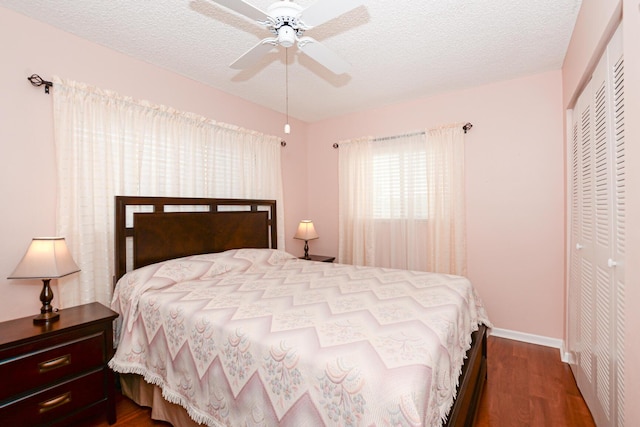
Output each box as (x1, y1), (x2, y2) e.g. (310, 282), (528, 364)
(0, 332), (105, 401)
(0, 368), (106, 427)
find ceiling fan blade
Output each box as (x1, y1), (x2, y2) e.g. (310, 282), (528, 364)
(300, 0), (365, 28)
(208, 0), (269, 22)
(230, 38), (278, 69)
(297, 36), (350, 74)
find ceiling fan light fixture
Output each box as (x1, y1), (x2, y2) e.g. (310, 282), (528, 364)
(277, 26), (296, 48)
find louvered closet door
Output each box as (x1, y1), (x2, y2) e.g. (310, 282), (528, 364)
(610, 37), (626, 425)
(570, 71), (598, 416)
(567, 88), (583, 374)
(568, 26), (625, 427)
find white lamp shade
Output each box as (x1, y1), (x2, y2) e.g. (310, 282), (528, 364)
(294, 220), (319, 241)
(8, 237), (80, 279)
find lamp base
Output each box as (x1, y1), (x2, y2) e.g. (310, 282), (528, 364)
(33, 310), (60, 324)
(303, 240), (310, 260)
(34, 278), (60, 324)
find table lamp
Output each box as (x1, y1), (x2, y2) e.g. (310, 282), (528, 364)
(8, 237), (80, 324)
(294, 220), (319, 260)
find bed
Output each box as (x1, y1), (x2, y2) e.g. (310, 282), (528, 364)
(109, 196), (490, 427)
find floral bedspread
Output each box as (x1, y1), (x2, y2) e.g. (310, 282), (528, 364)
(109, 249), (490, 427)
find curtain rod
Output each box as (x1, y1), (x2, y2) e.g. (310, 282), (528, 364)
(332, 122), (473, 148)
(26, 73), (289, 147)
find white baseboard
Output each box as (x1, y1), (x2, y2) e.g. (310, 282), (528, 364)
(490, 327), (573, 364)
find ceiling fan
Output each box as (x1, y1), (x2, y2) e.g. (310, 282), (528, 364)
(209, 0), (365, 74)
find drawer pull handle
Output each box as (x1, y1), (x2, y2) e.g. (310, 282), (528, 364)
(38, 354), (71, 373)
(39, 392), (72, 413)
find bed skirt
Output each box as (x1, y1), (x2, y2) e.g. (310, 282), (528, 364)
(120, 373), (202, 427)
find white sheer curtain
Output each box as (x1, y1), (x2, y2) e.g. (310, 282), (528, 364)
(338, 124), (466, 275)
(52, 76), (285, 308)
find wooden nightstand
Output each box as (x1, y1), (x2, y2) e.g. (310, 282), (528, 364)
(0, 302), (118, 426)
(300, 255), (336, 263)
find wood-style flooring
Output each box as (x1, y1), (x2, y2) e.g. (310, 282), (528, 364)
(474, 337), (595, 426)
(79, 336), (595, 426)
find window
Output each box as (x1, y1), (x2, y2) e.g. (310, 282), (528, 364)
(338, 125), (466, 274)
(372, 149), (427, 219)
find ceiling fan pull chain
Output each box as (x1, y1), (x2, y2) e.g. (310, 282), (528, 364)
(284, 47), (291, 134)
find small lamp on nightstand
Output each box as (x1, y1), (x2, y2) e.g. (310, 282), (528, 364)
(294, 220), (319, 260)
(8, 237), (80, 324)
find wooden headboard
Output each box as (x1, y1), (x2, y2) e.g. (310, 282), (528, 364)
(114, 196), (277, 282)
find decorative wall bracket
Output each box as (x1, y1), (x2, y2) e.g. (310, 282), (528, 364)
(27, 74), (53, 94)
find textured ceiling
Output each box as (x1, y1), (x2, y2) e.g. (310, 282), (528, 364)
(1, 0), (581, 122)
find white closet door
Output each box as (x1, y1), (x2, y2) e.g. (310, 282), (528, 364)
(592, 34), (614, 423)
(567, 86), (585, 370)
(610, 28), (625, 427)
(568, 26), (625, 427)
(570, 70), (597, 410)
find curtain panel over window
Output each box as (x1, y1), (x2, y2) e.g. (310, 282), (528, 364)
(338, 124), (466, 275)
(52, 76), (285, 308)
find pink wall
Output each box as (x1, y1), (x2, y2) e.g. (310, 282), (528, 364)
(306, 71), (566, 339)
(0, 7), (309, 322)
(562, 0), (640, 422)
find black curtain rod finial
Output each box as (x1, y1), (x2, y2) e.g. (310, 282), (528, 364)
(27, 74), (53, 94)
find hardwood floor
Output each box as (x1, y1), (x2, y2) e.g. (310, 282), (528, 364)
(475, 336), (595, 426)
(75, 392), (170, 427)
(79, 336), (595, 426)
